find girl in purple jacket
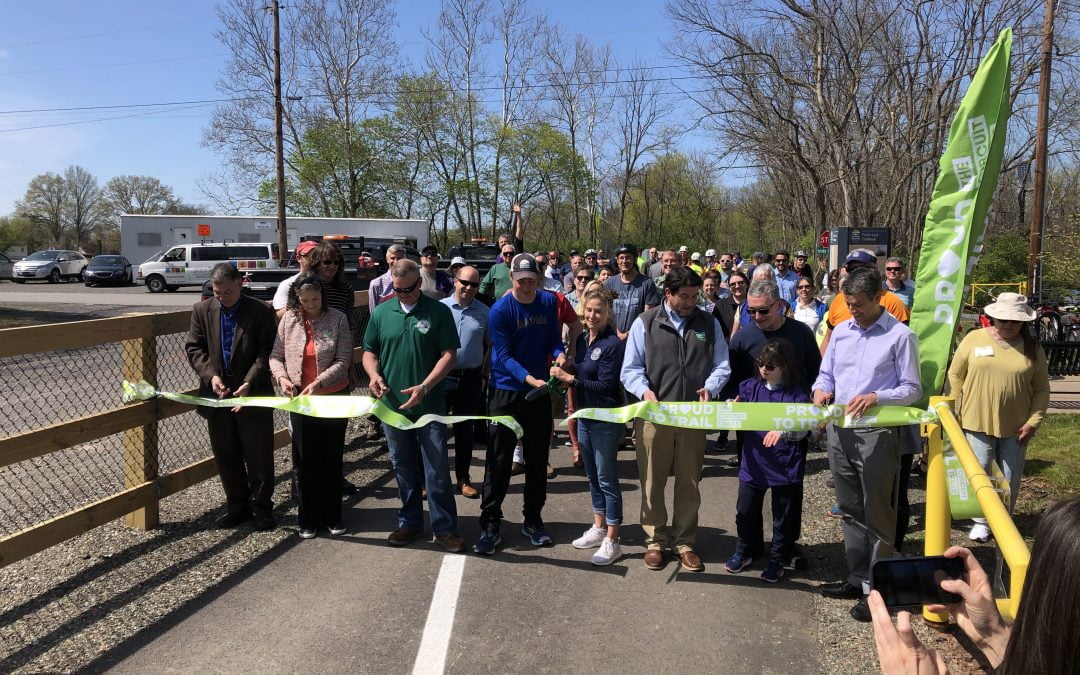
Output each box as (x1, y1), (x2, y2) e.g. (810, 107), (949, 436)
(724, 339), (810, 583)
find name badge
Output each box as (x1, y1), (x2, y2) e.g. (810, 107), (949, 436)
(974, 346), (994, 358)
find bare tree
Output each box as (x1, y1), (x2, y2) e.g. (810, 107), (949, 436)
(612, 60), (677, 241)
(542, 29), (611, 240)
(64, 166), (104, 250)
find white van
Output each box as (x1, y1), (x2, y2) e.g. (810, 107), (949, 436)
(137, 242), (280, 292)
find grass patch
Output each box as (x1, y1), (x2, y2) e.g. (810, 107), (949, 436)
(1024, 414), (1080, 498)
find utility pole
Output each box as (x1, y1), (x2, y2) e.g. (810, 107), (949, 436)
(1028, 0), (1056, 302)
(271, 1), (288, 264)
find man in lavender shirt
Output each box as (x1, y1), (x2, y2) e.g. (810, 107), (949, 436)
(368, 244), (407, 311)
(811, 267), (921, 623)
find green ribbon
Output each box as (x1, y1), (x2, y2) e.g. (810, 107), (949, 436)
(121, 380), (525, 438)
(566, 400), (936, 431)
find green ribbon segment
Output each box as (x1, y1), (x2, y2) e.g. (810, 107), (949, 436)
(566, 400), (936, 431)
(122, 380), (525, 438)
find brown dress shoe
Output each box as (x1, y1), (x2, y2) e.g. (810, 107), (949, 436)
(434, 533), (467, 553)
(387, 527), (422, 547)
(679, 549), (705, 572)
(643, 548), (667, 570)
(459, 481), (480, 499)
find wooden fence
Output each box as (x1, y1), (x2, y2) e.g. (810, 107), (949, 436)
(0, 291), (368, 569)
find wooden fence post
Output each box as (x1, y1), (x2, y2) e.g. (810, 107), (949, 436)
(121, 323), (159, 530)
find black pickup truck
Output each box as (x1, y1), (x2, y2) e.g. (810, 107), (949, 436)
(242, 235), (420, 299)
(436, 241), (502, 276)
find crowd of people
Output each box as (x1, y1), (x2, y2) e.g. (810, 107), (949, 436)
(184, 221), (1053, 631)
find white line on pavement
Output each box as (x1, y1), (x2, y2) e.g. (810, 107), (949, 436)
(411, 554), (466, 675)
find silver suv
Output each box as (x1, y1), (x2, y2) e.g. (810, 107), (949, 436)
(12, 249), (88, 283)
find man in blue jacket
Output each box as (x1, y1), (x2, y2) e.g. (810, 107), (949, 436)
(474, 254), (568, 555)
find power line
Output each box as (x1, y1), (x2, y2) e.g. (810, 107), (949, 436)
(0, 17), (215, 50)
(0, 103), (216, 134)
(0, 53), (227, 78)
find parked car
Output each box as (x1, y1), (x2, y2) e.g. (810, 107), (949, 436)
(84, 255), (132, 287)
(12, 250), (88, 283)
(0, 252), (12, 280)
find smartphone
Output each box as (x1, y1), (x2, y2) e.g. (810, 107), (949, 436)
(871, 556), (965, 609)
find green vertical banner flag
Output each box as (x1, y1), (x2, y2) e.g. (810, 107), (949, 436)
(910, 28), (1012, 404)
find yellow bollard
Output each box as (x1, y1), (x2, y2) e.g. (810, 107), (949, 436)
(922, 396), (952, 625)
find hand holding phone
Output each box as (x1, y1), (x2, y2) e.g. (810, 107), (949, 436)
(871, 555), (964, 610)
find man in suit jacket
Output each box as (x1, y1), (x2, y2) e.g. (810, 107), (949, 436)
(186, 263), (278, 530)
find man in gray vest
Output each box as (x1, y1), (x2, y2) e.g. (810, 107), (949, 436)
(622, 266), (731, 572)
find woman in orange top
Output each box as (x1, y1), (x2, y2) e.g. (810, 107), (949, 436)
(270, 275), (354, 539)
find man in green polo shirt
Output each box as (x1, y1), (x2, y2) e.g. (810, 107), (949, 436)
(480, 241), (516, 299)
(362, 259), (465, 553)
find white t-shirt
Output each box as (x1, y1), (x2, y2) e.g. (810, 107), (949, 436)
(272, 272), (302, 310)
(793, 301), (822, 332)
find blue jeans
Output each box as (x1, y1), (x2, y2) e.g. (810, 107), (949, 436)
(577, 419), (623, 526)
(965, 430), (1025, 516)
(383, 422), (458, 536)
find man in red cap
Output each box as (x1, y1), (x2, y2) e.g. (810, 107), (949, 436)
(272, 240), (318, 319)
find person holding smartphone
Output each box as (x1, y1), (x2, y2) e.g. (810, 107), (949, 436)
(870, 496), (1080, 674)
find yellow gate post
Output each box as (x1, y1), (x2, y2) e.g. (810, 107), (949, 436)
(922, 395), (952, 625)
(121, 321), (160, 530)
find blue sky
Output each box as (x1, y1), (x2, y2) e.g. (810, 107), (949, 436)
(0, 1), (713, 216)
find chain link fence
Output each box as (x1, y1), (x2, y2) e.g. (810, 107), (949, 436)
(0, 298), (371, 541)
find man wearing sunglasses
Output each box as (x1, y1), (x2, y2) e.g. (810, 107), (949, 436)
(475, 254), (567, 555)
(441, 266), (489, 499)
(480, 243), (518, 300)
(818, 250), (910, 357)
(605, 243), (661, 341)
(419, 245), (454, 299)
(772, 250), (801, 307)
(362, 260), (465, 553)
(882, 257), (915, 308)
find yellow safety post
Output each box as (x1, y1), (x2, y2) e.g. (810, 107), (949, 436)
(922, 396), (952, 625)
(934, 401), (1030, 620)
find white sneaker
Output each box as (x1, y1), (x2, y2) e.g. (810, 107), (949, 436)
(512, 444), (524, 464)
(968, 522), (991, 543)
(591, 537), (622, 566)
(572, 526), (607, 549)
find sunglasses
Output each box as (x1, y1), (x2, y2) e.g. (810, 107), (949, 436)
(575, 275), (593, 281)
(393, 282), (419, 294)
(757, 363), (778, 371)
(746, 306), (774, 316)
(423, 252), (439, 258)
(774, 258), (787, 263)
(319, 260), (342, 266)
(797, 284), (813, 290)
(501, 251), (514, 257)
(886, 267), (903, 271)
(457, 279), (479, 288)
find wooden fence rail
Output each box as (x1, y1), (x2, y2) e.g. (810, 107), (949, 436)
(0, 291), (368, 569)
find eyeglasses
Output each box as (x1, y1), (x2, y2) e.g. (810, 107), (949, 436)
(774, 258), (787, 263)
(797, 284), (813, 290)
(886, 266), (903, 271)
(575, 275), (592, 281)
(423, 252), (439, 258)
(501, 251), (514, 257)
(457, 279), (479, 288)
(746, 306), (774, 316)
(392, 282), (419, 294)
(757, 363), (778, 371)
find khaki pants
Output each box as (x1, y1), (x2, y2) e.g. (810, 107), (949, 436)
(637, 421), (707, 553)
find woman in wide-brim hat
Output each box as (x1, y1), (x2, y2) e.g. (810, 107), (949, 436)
(947, 292), (1050, 543)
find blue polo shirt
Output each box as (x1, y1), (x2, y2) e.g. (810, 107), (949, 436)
(440, 295), (489, 369)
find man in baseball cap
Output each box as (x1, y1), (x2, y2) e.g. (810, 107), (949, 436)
(272, 240), (319, 317)
(476, 251), (567, 555)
